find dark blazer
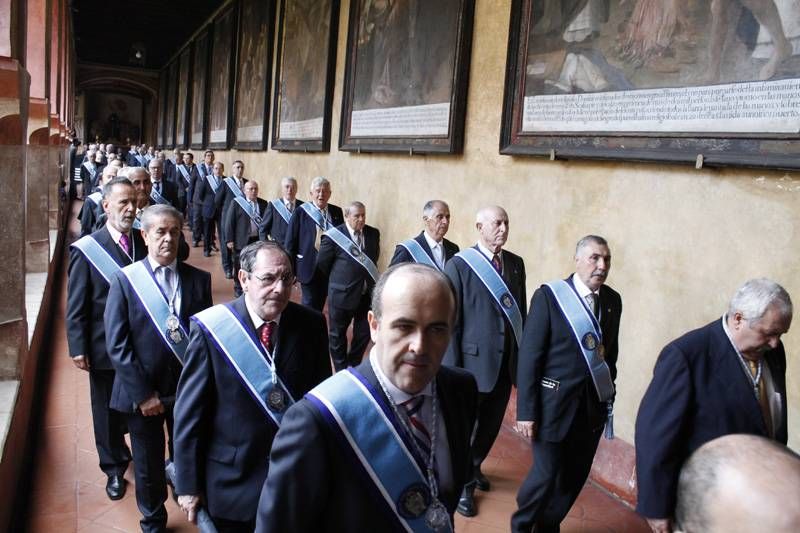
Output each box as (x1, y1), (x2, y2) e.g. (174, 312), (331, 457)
(634, 319), (788, 519)
(66, 227), (147, 370)
(79, 162), (99, 187)
(214, 177), (247, 221)
(255, 360), (478, 533)
(78, 191), (104, 237)
(173, 297), (331, 522)
(515, 277), (622, 441)
(224, 197), (268, 250)
(175, 163), (200, 202)
(316, 224), (380, 311)
(193, 174), (223, 219)
(389, 231), (459, 268)
(443, 246), (527, 393)
(283, 203), (344, 284)
(150, 179), (179, 207)
(259, 199), (304, 245)
(104, 260), (212, 413)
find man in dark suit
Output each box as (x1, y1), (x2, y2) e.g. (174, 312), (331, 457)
(174, 241), (331, 532)
(512, 235), (621, 533)
(259, 176), (302, 245)
(284, 176), (344, 311)
(635, 278), (791, 533)
(78, 165), (118, 237)
(193, 161), (224, 257)
(224, 181), (267, 297)
(175, 152), (201, 246)
(79, 152), (100, 193)
(214, 160), (247, 279)
(255, 263), (478, 532)
(147, 158), (179, 208)
(67, 177), (142, 501)
(390, 199), (459, 270)
(444, 205), (527, 517)
(316, 201), (380, 371)
(105, 204), (213, 533)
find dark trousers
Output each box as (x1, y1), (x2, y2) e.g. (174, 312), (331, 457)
(89, 369), (131, 477)
(300, 271), (328, 312)
(211, 517), (256, 533)
(470, 355), (513, 472)
(192, 204), (203, 244)
(511, 391), (604, 533)
(328, 292), (371, 371)
(219, 230), (233, 272)
(202, 216), (217, 253)
(127, 410), (174, 533)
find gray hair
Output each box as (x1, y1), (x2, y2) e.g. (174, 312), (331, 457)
(140, 204), (183, 231)
(728, 278), (793, 324)
(116, 167), (131, 178)
(102, 177), (133, 199)
(575, 235), (608, 257)
(310, 176), (330, 190)
(423, 200), (448, 218)
(371, 263), (457, 323)
(239, 241), (293, 275)
(128, 166), (149, 178)
(281, 176), (297, 187)
(345, 201), (365, 216)
(101, 164), (119, 178)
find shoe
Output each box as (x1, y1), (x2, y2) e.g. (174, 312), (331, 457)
(224, 270), (233, 279)
(106, 474), (127, 500)
(203, 251), (211, 257)
(211, 244), (220, 252)
(456, 487), (476, 517)
(475, 470), (491, 492)
(192, 240), (200, 248)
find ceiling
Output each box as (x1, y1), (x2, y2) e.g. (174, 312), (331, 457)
(72, 0), (225, 70)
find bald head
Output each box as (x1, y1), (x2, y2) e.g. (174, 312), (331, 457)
(676, 434), (800, 533)
(475, 206), (509, 253)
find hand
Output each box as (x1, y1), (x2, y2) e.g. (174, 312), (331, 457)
(226, 242), (233, 250)
(178, 494), (201, 524)
(138, 394), (164, 416)
(646, 518), (672, 533)
(72, 355), (90, 371)
(515, 420), (537, 439)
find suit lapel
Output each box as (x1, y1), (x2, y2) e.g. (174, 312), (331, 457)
(415, 232), (436, 262)
(96, 227), (132, 266)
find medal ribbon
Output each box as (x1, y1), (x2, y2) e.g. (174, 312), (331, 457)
(323, 227), (379, 282)
(270, 198), (292, 224)
(224, 177), (245, 198)
(71, 234), (125, 284)
(398, 239), (439, 270)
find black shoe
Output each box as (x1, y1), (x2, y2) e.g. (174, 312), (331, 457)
(224, 270), (233, 279)
(475, 470), (491, 492)
(106, 475), (127, 500)
(192, 240), (200, 248)
(456, 488), (476, 517)
(203, 250), (211, 257)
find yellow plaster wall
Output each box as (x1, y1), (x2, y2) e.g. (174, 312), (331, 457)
(208, 0), (800, 449)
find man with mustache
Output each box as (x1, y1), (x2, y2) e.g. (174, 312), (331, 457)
(512, 235), (621, 533)
(635, 278), (791, 533)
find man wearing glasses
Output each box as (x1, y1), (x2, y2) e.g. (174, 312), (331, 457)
(173, 241), (331, 532)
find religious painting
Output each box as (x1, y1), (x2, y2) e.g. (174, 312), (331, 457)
(207, 5), (238, 150)
(339, 0), (475, 154)
(157, 70), (168, 147)
(164, 60), (179, 149)
(191, 27), (211, 149)
(175, 46), (192, 149)
(233, 0), (275, 150)
(86, 91), (143, 145)
(271, 0), (339, 152)
(500, 0), (800, 169)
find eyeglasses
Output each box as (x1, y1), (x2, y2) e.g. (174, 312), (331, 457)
(248, 272), (295, 288)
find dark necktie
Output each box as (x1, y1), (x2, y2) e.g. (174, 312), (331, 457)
(402, 396), (431, 458)
(747, 359), (773, 438)
(354, 230), (363, 249)
(119, 233), (131, 256)
(155, 182), (161, 194)
(585, 293), (599, 318)
(259, 321), (276, 353)
(491, 253), (502, 275)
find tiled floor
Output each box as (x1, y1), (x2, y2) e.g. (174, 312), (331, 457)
(23, 201), (650, 532)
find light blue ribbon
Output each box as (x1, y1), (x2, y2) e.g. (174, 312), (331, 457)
(270, 199), (292, 224)
(399, 239), (438, 269)
(324, 227), (379, 282)
(233, 196), (263, 225)
(299, 202), (330, 230)
(224, 177), (244, 198)
(71, 235), (123, 284)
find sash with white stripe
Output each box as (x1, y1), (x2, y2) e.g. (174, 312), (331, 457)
(150, 185), (170, 205)
(307, 369), (453, 533)
(224, 177), (244, 199)
(192, 304), (294, 427)
(399, 239), (437, 269)
(205, 174), (220, 193)
(87, 191), (103, 205)
(120, 261), (188, 364)
(299, 202), (331, 230)
(233, 196), (263, 225)
(71, 235), (124, 284)
(198, 164), (208, 178)
(324, 227), (379, 282)
(135, 155), (146, 166)
(82, 161), (97, 180)
(270, 199), (292, 224)
(177, 164), (191, 185)
(455, 248), (523, 347)
(544, 280), (614, 402)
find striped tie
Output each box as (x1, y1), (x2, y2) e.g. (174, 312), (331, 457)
(402, 396), (431, 459)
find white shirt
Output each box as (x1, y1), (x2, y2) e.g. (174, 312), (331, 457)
(147, 256), (181, 314)
(283, 198), (296, 212)
(346, 221), (363, 247)
(244, 297), (282, 333)
(423, 231), (445, 269)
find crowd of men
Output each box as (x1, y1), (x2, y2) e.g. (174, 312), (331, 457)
(66, 141), (795, 533)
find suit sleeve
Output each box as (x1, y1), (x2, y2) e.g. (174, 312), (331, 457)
(259, 204), (273, 241)
(443, 260), (464, 368)
(312, 313), (332, 388)
(374, 229), (380, 263)
(515, 287), (551, 422)
(104, 273), (154, 406)
(315, 234), (336, 278)
(389, 245), (411, 266)
(192, 177), (205, 206)
(213, 184), (227, 213)
(606, 292), (622, 383)
(223, 200), (237, 245)
(634, 344), (692, 519)
(65, 247), (92, 357)
(517, 256), (528, 319)
(80, 200), (97, 237)
(284, 212), (301, 271)
(255, 402), (331, 533)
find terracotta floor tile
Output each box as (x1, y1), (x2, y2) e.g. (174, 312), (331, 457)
(27, 481), (78, 517)
(26, 511), (78, 533)
(76, 482), (119, 522)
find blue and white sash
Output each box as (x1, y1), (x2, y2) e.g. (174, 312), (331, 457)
(205, 174), (220, 193)
(132, 218), (142, 230)
(192, 304), (294, 427)
(544, 280), (614, 402)
(198, 164), (208, 178)
(120, 261), (188, 364)
(87, 191), (103, 206)
(324, 227), (379, 282)
(71, 235), (124, 284)
(270, 199), (292, 224)
(135, 155), (146, 167)
(399, 239), (437, 269)
(83, 162), (97, 180)
(150, 185), (170, 205)
(456, 248), (523, 347)
(224, 177), (244, 199)
(307, 369), (452, 533)
(177, 164), (191, 185)
(233, 196), (263, 225)
(299, 202), (331, 230)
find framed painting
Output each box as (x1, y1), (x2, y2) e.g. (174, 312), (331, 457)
(190, 27), (211, 150)
(175, 46), (192, 149)
(500, 0), (800, 170)
(233, 0), (275, 150)
(338, 0), (475, 154)
(206, 4), (238, 150)
(271, 0), (339, 152)
(164, 59), (179, 149)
